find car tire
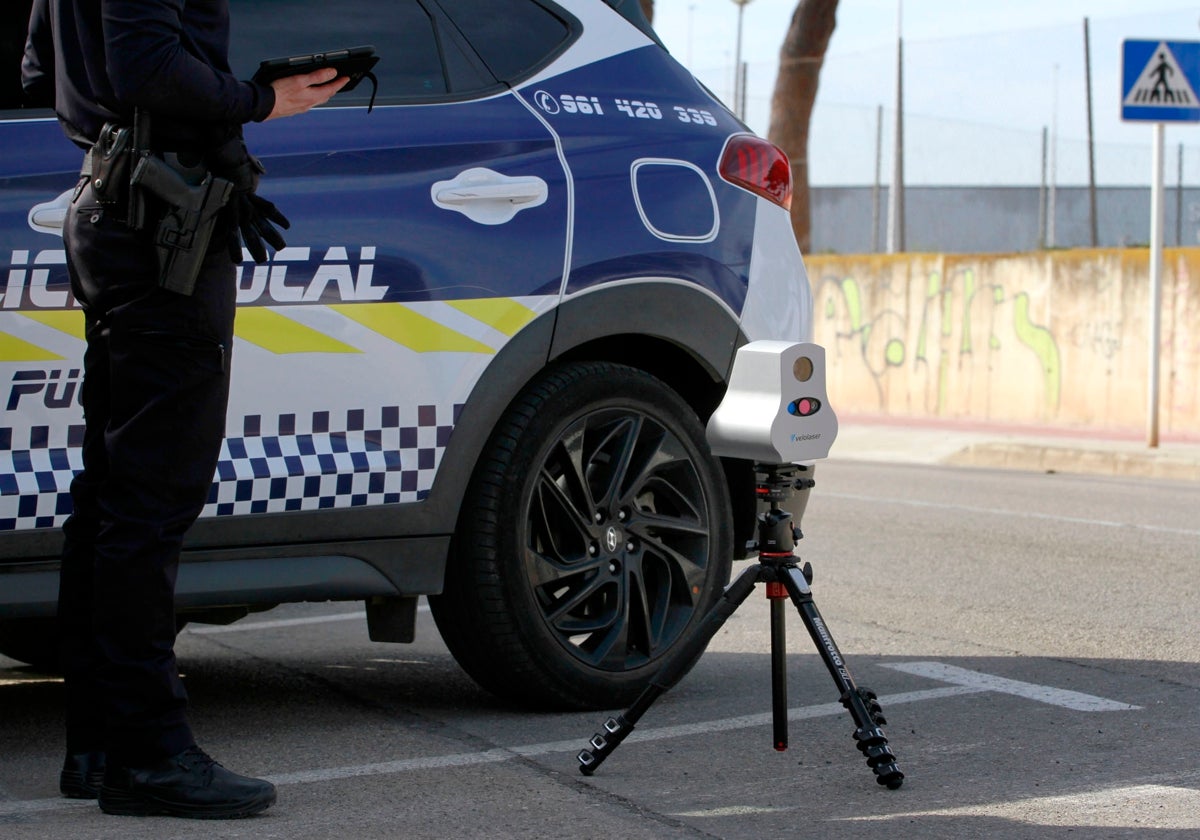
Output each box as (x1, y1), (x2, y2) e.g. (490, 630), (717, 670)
(0, 619), (60, 670)
(430, 361), (732, 710)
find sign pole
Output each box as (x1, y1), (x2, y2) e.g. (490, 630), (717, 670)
(1148, 122), (1164, 448)
(1122, 39), (1200, 447)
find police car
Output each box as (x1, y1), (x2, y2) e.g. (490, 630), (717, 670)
(0, 0), (823, 709)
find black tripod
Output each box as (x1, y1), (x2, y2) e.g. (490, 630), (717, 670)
(577, 464), (903, 789)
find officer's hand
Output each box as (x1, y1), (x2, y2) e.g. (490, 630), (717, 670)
(228, 193), (290, 264)
(266, 68), (349, 120)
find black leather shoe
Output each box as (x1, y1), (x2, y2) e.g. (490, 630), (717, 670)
(60, 750), (106, 799)
(98, 745), (275, 819)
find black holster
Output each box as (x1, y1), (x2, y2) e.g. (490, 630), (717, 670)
(87, 123), (135, 211)
(130, 154), (233, 296)
(87, 111), (234, 296)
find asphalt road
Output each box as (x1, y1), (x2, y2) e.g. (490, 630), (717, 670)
(2, 460), (1198, 839)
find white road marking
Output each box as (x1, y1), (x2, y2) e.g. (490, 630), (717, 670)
(0, 797), (92, 815)
(825, 491), (1200, 537)
(268, 686), (974, 786)
(837, 782), (1200, 830)
(185, 605), (430, 635)
(674, 805), (793, 817)
(0, 685), (972, 815)
(186, 612), (366, 634)
(0, 661), (1141, 817)
(886, 661), (1141, 711)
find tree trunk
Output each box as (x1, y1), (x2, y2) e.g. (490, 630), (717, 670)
(640, 0), (654, 23)
(767, 0), (837, 254)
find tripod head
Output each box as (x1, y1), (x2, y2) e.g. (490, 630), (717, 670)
(754, 462), (814, 503)
(750, 462), (816, 562)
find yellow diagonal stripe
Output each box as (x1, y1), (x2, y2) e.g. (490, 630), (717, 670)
(330, 303), (494, 354)
(234, 307), (360, 354)
(22, 310), (86, 341)
(0, 331), (63, 361)
(446, 298), (536, 337)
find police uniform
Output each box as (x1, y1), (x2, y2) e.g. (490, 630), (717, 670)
(23, 0), (279, 818)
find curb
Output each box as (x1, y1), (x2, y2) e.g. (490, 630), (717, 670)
(943, 443), (1200, 481)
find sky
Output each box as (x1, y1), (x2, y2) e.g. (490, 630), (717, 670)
(648, 1), (1200, 185)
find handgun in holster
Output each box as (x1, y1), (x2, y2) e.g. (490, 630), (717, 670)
(129, 153), (234, 296)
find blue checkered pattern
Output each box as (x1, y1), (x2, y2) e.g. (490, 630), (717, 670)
(0, 423), (84, 531)
(0, 404), (461, 531)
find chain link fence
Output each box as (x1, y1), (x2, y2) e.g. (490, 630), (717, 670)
(678, 13), (1200, 252)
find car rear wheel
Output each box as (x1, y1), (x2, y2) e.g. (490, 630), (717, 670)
(0, 619), (60, 670)
(430, 361), (732, 710)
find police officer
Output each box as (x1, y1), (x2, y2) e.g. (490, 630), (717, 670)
(22, 0), (346, 819)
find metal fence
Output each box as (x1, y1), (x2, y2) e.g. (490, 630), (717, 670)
(677, 10), (1200, 252)
(810, 185), (1200, 254)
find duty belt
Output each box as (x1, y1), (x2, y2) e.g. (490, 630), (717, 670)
(82, 117), (234, 295)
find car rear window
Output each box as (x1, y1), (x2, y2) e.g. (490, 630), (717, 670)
(434, 0), (576, 84)
(601, 0), (663, 46)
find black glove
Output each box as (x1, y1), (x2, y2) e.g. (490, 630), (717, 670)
(228, 191), (290, 264)
(209, 137), (290, 264)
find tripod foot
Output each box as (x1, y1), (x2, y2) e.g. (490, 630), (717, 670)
(854, 725), (904, 789)
(845, 687), (903, 788)
(578, 716), (632, 776)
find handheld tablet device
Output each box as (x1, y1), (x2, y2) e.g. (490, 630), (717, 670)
(253, 45), (378, 91)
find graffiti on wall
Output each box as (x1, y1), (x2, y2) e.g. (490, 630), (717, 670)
(808, 250), (1200, 434)
(815, 266), (1062, 420)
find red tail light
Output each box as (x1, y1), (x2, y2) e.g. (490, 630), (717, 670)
(718, 135), (793, 210)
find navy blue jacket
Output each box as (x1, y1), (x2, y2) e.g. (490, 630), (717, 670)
(22, 0), (275, 152)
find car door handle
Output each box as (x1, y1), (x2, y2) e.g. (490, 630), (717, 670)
(28, 188), (75, 235)
(431, 167), (548, 225)
(436, 182), (545, 204)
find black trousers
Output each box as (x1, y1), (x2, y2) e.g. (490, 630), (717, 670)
(59, 179), (236, 766)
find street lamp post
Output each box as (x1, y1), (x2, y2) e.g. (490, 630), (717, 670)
(731, 0), (753, 121)
(887, 0), (905, 252)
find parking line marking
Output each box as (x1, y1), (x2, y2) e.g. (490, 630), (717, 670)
(186, 612), (366, 634)
(265, 686), (977, 786)
(885, 661), (1141, 711)
(838, 782), (1200, 829)
(0, 797), (92, 816)
(0, 662), (1138, 816)
(0, 685), (976, 815)
(185, 605), (430, 635)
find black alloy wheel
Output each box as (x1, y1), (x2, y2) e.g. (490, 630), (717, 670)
(0, 618), (60, 670)
(430, 361), (732, 710)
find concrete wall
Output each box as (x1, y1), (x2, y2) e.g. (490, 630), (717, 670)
(805, 249), (1200, 439)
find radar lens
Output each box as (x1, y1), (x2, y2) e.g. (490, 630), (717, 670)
(793, 356), (814, 382)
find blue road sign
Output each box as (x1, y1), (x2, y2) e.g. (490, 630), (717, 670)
(1123, 40), (1200, 122)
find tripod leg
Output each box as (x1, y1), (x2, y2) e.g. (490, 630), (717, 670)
(578, 562), (764, 775)
(780, 566), (904, 789)
(768, 585), (788, 751)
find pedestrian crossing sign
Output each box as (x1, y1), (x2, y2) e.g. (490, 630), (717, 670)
(1122, 40), (1200, 122)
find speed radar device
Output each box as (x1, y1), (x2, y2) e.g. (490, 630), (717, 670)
(577, 341), (903, 790)
(706, 341), (838, 464)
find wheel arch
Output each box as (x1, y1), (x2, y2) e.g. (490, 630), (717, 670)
(433, 280), (759, 569)
(549, 281), (758, 561)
